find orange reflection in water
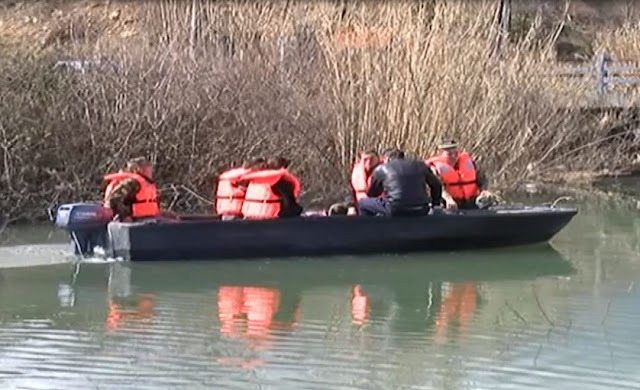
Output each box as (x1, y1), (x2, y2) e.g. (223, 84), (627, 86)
(351, 284), (369, 326)
(215, 284), (368, 368)
(217, 286), (285, 340)
(105, 293), (155, 332)
(434, 282), (477, 344)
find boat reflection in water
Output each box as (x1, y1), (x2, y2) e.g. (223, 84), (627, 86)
(210, 278), (484, 355)
(0, 244), (574, 377)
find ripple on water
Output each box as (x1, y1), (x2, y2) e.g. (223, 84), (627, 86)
(1, 231), (640, 389)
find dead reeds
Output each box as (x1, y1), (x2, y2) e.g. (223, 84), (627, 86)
(0, 0), (638, 221)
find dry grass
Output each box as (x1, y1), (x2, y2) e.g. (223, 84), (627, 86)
(1, 0), (639, 221)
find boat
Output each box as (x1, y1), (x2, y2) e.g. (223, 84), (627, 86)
(52, 201), (578, 261)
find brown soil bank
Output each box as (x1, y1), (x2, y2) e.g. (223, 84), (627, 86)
(2, 0), (640, 221)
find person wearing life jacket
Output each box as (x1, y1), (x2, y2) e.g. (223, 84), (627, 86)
(326, 150), (381, 216)
(358, 148), (443, 217)
(425, 138), (495, 210)
(266, 156), (301, 199)
(238, 158), (302, 219)
(214, 157), (266, 220)
(102, 157), (161, 222)
(348, 150), (381, 215)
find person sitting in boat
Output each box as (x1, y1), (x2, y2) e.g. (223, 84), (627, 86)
(357, 148), (443, 217)
(214, 157), (266, 220)
(348, 149), (382, 215)
(424, 138), (498, 209)
(238, 157), (303, 219)
(327, 149), (381, 216)
(103, 157), (161, 222)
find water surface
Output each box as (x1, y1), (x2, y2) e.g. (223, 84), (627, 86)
(0, 200), (639, 389)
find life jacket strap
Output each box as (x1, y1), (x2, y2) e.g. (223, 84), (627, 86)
(445, 180), (477, 187)
(133, 199), (157, 204)
(243, 199), (281, 204)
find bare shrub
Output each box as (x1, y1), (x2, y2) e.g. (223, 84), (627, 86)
(0, 0), (637, 220)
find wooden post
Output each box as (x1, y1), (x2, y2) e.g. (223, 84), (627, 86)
(594, 52), (609, 97)
(500, 0), (512, 43)
(190, 0), (198, 58)
(491, 0), (512, 58)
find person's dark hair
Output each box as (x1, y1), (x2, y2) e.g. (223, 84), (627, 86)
(438, 138), (459, 150)
(126, 156), (150, 171)
(276, 156), (290, 169)
(267, 156), (290, 169)
(381, 148), (404, 159)
(243, 157), (267, 169)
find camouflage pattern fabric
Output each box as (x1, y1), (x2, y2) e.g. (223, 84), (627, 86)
(106, 178), (141, 220)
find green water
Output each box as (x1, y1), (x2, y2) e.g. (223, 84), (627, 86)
(0, 199), (639, 389)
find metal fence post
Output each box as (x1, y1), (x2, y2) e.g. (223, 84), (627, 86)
(594, 52), (609, 97)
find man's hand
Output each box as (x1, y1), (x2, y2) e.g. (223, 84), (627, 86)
(476, 190), (500, 209)
(347, 206), (357, 216)
(445, 199), (458, 209)
(442, 191), (458, 209)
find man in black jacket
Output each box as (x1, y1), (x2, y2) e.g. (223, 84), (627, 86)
(357, 148), (443, 217)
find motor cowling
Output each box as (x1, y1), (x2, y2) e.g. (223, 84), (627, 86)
(54, 203), (114, 231)
(54, 203), (113, 257)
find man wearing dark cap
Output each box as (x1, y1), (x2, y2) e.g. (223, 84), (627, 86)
(425, 138), (497, 209)
(357, 148), (443, 217)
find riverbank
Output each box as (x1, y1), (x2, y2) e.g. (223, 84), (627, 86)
(2, 1), (640, 221)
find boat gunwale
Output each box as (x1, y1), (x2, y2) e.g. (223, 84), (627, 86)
(118, 206), (579, 229)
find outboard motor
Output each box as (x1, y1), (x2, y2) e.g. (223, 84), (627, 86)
(53, 203), (113, 257)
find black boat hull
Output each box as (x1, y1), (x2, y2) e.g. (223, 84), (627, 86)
(103, 206), (577, 261)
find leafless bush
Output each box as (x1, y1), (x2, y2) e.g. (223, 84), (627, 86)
(0, 0), (637, 220)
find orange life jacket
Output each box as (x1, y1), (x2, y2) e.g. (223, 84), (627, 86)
(215, 167), (251, 216)
(103, 170), (124, 207)
(425, 152), (480, 202)
(103, 171), (159, 218)
(240, 169), (300, 220)
(286, 170), (301, 200)
(350, 160), (373, 201)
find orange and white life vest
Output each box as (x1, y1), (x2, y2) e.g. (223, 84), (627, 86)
(240, 169), (300, 219)
(103, 170), (124, 207)
(103, 171), (159, 218)
(350, 160), (373, 201)
(425, 152), (480, 202)
(215, 167), (251, 216)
